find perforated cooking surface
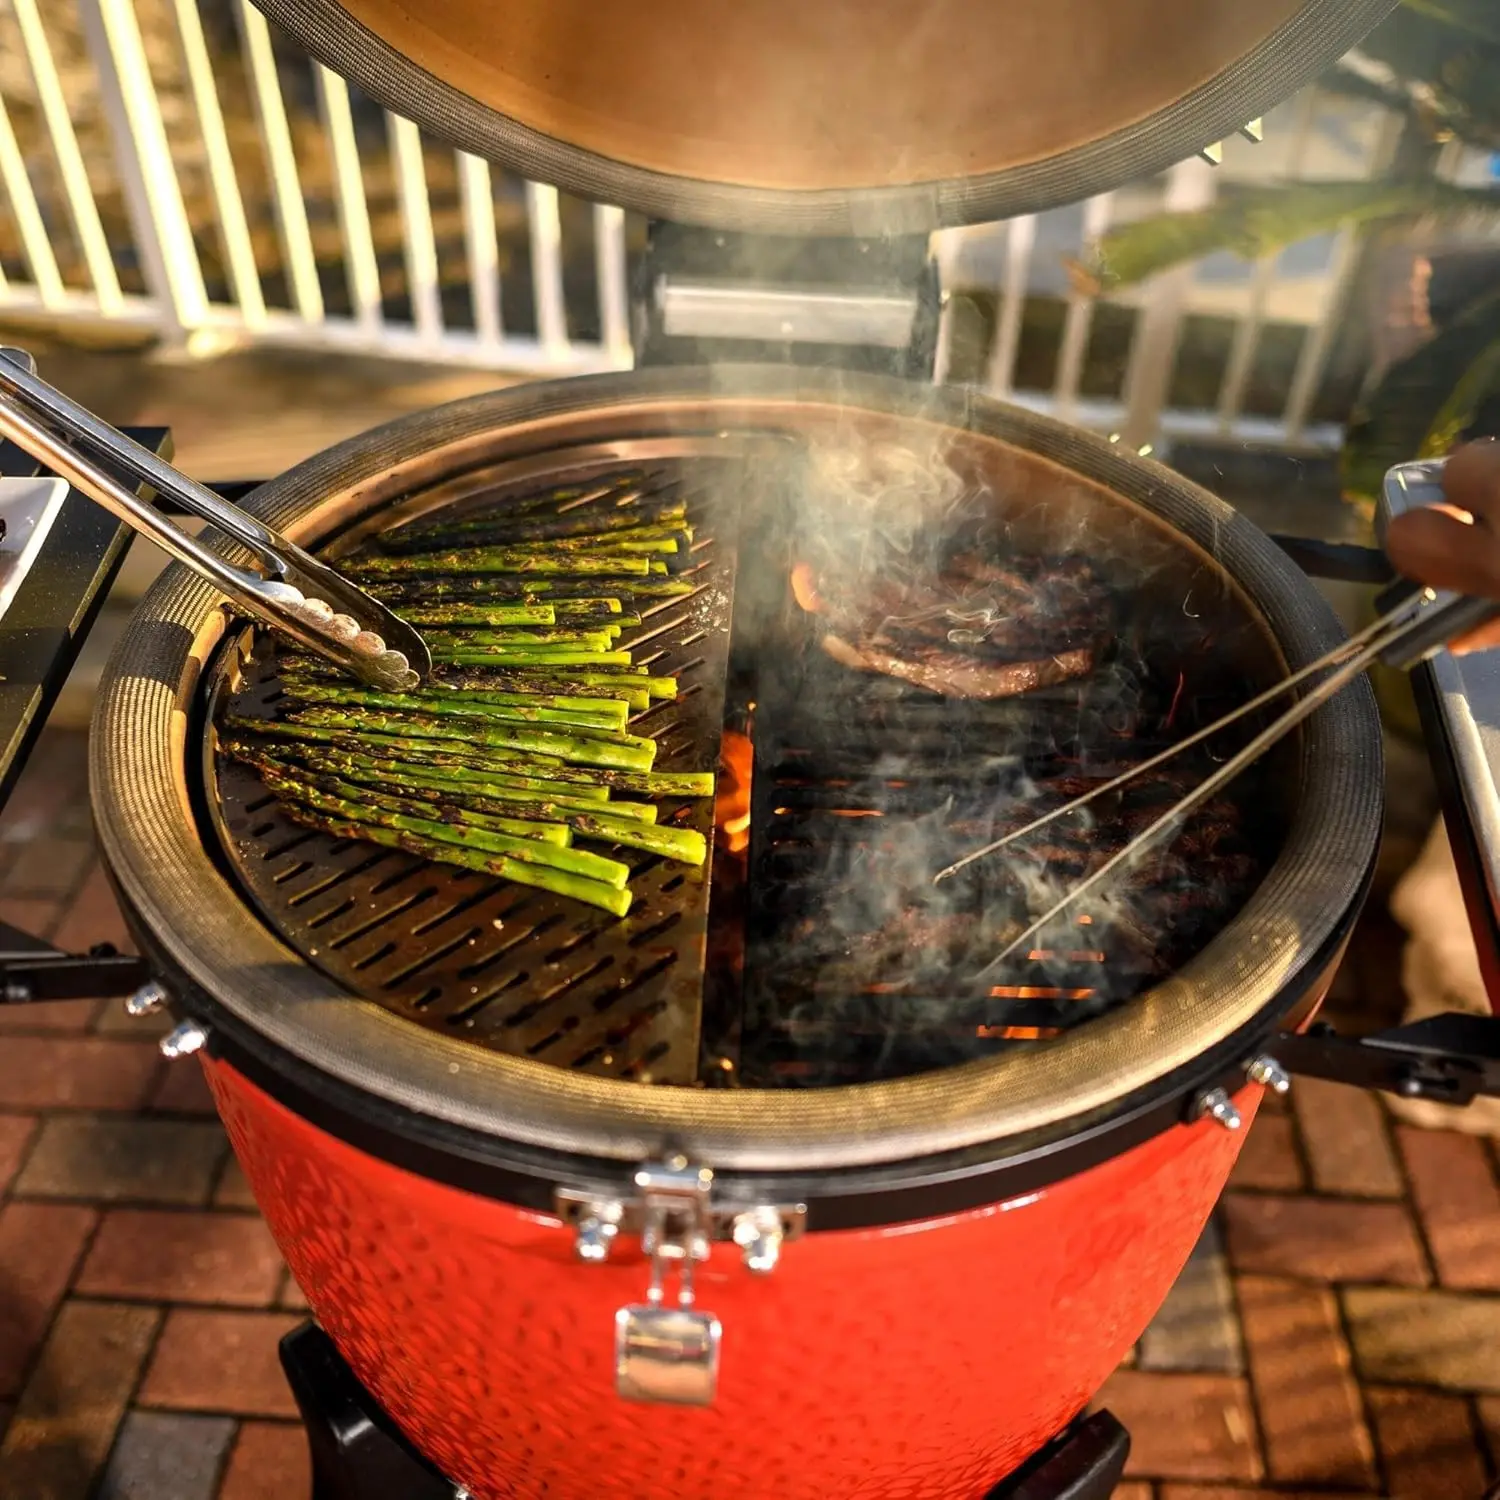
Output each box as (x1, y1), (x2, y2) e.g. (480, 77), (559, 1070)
(210, 453), (739, 1085)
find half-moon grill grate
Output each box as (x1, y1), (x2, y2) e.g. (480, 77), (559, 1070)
(211, 455), (738, 1085)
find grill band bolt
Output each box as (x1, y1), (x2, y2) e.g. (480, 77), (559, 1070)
(160, 1019), (209, 1059)
(732, 1207), (786, 1275)
(574, 1203), (623, 1263)
(1246, 1055), (1291, 1094)
(1194, 1087), (1243, 1131)
(125, 980), (167, 1017)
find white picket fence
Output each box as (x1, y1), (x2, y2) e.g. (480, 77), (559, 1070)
(0, 0), (1495, 452)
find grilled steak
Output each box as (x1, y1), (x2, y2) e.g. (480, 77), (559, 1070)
(792, 551), (1112, 699)
(821, 633), (1095, 699)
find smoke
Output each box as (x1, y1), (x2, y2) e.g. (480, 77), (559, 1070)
(708, 387), (1273, 1088)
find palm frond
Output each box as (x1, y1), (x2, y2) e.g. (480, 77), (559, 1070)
(1341, 285), (1500, 505)
(1402, 0), (1500, 49)
(1084, 180), (1500, 292)
(1361, 8), (1500, 150)
(1320, 63), (1422, 120)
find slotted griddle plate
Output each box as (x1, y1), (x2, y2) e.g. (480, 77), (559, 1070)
(207, 445), (740, 1084)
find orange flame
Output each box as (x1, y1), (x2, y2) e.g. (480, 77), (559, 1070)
(717, 730), (753, 855)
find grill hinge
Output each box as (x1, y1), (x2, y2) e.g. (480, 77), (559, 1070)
(555, 1154), (806, 1407)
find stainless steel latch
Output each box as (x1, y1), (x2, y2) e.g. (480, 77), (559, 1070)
(555, 1154), (805, 1406)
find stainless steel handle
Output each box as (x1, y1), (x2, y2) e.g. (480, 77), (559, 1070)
(1378, 589), (1500, 671)
(0, 348), (429, 691)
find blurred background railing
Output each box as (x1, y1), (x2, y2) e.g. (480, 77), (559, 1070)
(0, 0), (1497, 454)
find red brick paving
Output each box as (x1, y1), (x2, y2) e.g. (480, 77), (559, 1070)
(140, 1310), (304, 1418)
(1096, 1371), (1263, 1483)
(148, 1056), (220, 1117)
(0, 1202), (97, 1398)
(217, 1422), (311, 1500)
(1227, 1112), (1304, 1193)
(1366, 1386), (1491, 1499)
(1397, 1126), (1500, 1291)
(0, 1034), (163, 1111)
(77, 1210), (285, 1307)
(1235, 1276), (1376, 1487)
(1478, 1396), (1500, 1471)
(3, 728), (1500, 1498)
(0, 1301), (159, 1496)
(48, 863), (135, 956)
(1222, 1195), (1429, 1286)
(1291, 1078), (1405, 1198)
(1159, 1491), (1382, 1500)
(0, 1114), (35, 1194)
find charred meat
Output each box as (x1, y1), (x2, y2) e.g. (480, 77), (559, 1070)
(791, 552), (1113, 700)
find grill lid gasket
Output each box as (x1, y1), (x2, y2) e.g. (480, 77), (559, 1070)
(91, 366), (1382, 1175)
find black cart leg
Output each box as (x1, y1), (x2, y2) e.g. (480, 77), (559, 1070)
(984, 1410), (1131, 1499)
(279, 1322), (457, 1500)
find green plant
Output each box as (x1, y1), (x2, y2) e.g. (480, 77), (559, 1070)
(1075, 0), (1500, 505)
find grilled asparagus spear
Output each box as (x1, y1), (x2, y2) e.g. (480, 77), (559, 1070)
(235, 490), (716, 916)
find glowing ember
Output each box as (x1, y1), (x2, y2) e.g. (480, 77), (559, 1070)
(717, 730), (753, 855)
(1165, 671), (1186, 730)
(976, 1025), (1062, 1040)
(987, 986), (1095, 1001)
(775, 806), (882, 818)
(789, 562), (823, 614)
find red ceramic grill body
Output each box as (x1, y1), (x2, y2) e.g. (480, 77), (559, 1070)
(205, 1054), (1265, 1500)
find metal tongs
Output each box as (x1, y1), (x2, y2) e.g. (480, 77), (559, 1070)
(0, 348), (429, 692)
(936, 456), (1500, 971)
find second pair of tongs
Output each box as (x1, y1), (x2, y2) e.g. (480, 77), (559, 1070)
(0, 348), (429, 692)
(937, 550), (1500, 975)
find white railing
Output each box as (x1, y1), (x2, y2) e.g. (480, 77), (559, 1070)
(0, 0), (630, 375)
(931, 87), (1431, 453)
(0, 0), (1493, 450)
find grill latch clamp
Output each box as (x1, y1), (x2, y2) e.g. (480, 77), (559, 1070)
(555, 1154), (806, 1406)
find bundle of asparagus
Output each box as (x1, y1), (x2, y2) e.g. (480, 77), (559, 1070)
(219, 496), (715, 917)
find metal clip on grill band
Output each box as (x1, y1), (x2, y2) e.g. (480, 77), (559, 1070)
(0, 348), (430, 693)
(556, 1156), (806, 1406)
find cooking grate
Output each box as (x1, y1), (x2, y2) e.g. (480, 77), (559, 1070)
(209, 448), (741, 1085)
(730, 577), (1275, 1087)
(206, 437), (1280, 1091)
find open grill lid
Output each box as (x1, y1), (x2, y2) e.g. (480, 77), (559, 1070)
(253, 0), (1395, 235)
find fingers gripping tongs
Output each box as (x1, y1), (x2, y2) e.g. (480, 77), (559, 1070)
(0, 348), (429, 692)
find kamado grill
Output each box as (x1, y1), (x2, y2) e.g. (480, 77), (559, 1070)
(9, 1), (1500, 1497)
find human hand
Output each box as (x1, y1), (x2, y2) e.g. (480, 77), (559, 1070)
(1384, 438), (1500, 655)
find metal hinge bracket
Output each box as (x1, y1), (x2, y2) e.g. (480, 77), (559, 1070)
(1276, 1012), (1500, 1106)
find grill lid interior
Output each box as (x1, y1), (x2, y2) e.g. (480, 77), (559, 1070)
(252, 0), (1394, 233)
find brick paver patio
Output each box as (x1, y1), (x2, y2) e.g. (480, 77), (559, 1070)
(1, 728), (1498, 1498)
